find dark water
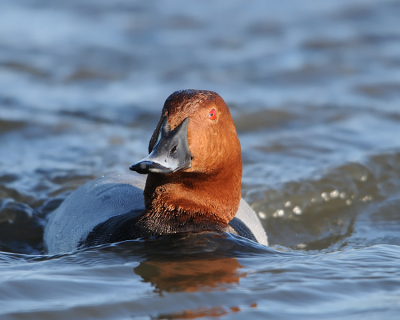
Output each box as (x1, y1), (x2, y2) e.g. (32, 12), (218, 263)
(1, 0), (400, 319)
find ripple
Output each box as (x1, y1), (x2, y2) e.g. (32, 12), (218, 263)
(248, 151), (400, 251)
(0, 199), (44, 254)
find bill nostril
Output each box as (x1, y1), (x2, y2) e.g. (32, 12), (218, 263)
(171, 146), (177, 154)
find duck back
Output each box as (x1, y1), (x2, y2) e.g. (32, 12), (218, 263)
(44, 174), (145, 254)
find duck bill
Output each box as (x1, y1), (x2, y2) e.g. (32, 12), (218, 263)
(129, 116), (192, 175)
(129, 159), (174, 174)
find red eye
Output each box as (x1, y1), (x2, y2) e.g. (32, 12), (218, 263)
(208, 109), (216, 120)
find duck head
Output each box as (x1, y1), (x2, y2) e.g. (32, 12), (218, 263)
(130, 90), (242, 228)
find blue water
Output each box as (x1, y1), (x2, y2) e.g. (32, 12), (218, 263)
(1, 0), (400, 319)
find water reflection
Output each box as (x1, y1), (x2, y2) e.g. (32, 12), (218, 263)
(155, 305), (250, 319)
(134, 257), (245, 293)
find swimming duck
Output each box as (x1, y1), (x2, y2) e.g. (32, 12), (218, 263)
(44, 90), (268, 254)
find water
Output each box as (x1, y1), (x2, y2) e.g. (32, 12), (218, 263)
(1, 0), (400, 318)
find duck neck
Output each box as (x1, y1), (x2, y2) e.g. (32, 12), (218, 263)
(139, 171), (241, 234)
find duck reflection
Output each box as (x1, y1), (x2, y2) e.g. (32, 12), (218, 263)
(153, 302), (258, 319)
(134, 256), (245, 293)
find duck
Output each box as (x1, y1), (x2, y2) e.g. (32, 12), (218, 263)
(44, 90), (268, 254)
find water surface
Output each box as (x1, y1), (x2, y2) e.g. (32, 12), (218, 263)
(1, 0), (400, 319)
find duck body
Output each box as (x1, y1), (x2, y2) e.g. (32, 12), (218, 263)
(44, 174), (267, 254)
(44, 90), (268, 254)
